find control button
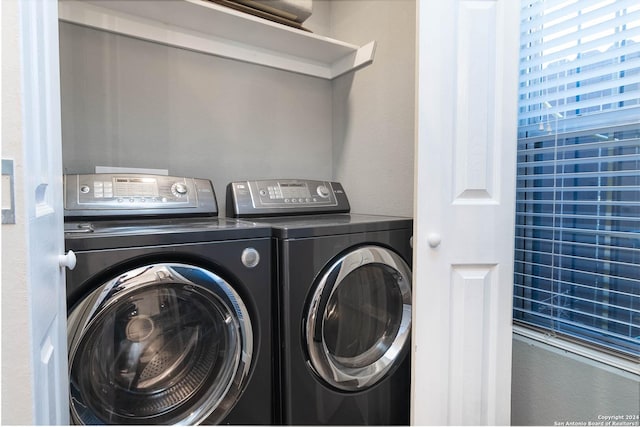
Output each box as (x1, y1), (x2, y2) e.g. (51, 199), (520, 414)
(80, 185), (90, 194)
(162, 197), (167, 203)
(241, 248), (260, 268)
(299, 198), (304, 203)
(284, 199), (290, 203)
(129, 198), (135, 203)
(117, 198), (124, 203)
(316, 185), (330, 198)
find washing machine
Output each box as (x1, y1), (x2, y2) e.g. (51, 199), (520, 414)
(227, 179), (413, 425)
(63, 173), (274, 425)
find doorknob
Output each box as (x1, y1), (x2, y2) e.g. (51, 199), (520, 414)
(427, 233), (441, 248)
(59, 250), (76, 270)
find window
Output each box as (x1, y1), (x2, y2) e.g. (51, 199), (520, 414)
(514, 0), (640, 359)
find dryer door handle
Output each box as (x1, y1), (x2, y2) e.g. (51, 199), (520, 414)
(310, 265), (341, 342)
(59, 250), (76, 270)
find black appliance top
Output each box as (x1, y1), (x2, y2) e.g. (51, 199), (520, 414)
(65, 217), (272, 251)
(240, 213), (413, 239)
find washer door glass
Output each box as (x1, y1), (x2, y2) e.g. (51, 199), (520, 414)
(305, 245), (412, 391)
(67, 263), (253, 425)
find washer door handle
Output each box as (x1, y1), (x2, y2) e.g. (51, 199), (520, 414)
(59, 250), (76, 270)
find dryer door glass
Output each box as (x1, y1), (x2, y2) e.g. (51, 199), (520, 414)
(67, 263), (253, 425)
(305, 246), (412, 391)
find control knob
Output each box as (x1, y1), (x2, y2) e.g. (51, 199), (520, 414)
(316, 184), (330, 198)
(171, 182), (188, 197)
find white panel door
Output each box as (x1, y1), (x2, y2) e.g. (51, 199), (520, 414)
(20, 0), (69, 423)
(412, 1), (519, 425)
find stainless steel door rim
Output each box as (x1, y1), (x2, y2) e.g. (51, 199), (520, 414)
(305, 245), (412, 391)
(67, 263), (253, 425)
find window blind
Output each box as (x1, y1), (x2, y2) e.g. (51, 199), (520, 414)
(515, 0), (640, 358)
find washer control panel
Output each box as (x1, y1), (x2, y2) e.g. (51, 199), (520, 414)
(64, 173), (217, 218)
(226, 179), (350, 217)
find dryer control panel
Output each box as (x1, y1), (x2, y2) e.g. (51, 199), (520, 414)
(64, 173), (217, 218)
(226, 179), (350, 218)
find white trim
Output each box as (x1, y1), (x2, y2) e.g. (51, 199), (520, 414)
(513, 325), (640, 376)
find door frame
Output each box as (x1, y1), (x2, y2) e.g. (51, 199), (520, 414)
(1, 0), (69, 423)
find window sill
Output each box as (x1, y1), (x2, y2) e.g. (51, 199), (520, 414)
(513, 325), (640, 377)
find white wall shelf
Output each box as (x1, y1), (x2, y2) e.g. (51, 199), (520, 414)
(58, 0), (376, 80)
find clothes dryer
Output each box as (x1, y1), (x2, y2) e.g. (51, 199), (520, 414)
(64, 174), (274, 425)
(228, 179), (412, 425)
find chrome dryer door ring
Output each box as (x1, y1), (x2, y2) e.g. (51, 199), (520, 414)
(305, 245), (412, 392)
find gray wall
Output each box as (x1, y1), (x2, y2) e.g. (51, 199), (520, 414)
(512, 335), (640, 426)
(329, 0), (416, 217)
